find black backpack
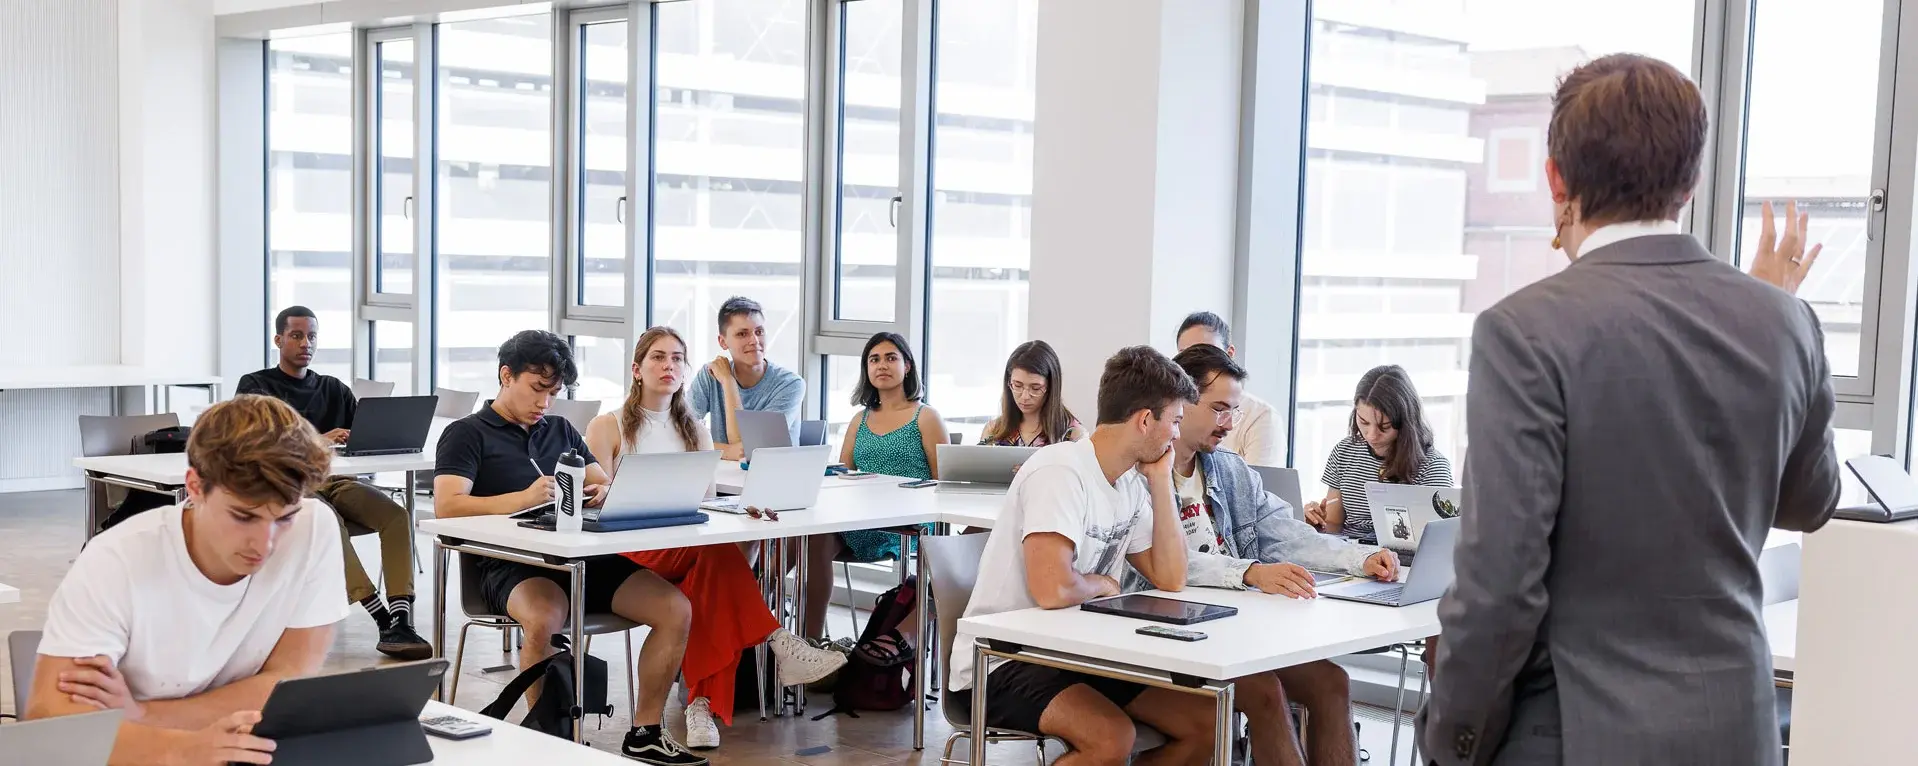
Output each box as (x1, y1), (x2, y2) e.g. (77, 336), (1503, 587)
(481, 634), (612, 738)
(814, 576), (918, 718)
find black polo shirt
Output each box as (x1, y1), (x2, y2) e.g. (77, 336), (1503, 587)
(435, 401), (597, 499)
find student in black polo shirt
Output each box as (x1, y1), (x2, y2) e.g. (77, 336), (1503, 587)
(434, 330), (704, 766)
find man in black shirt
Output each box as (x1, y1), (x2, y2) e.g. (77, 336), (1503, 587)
(237, 306), (431, 660)
(434, 331), (703, 766)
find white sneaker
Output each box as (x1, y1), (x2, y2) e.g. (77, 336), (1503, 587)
(768, 628), (849, 686)
(683, 697), (720, 751)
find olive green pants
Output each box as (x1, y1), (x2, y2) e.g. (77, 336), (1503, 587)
(316, 477), (415, 602)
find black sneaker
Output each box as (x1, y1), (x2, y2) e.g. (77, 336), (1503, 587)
(376, 625), (434, 661)
(622, 727), (710, 765)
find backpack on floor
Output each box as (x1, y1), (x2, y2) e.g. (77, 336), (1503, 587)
(481, 634), (612, 738)
(815, 575), (918, 718)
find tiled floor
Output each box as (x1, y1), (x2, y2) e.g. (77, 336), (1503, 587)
(0, 488), (1420, 764)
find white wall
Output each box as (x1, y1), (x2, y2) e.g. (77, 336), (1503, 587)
(1028, 0), (1243, 421)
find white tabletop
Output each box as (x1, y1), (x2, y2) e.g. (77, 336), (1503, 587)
(0, 365), (221, 390)
(712, 460), (915, 495)
(74, 450), (435, 486)
(0, 583), (18, 605)
(422, 701), (628, 764)
(1765, 599), (1797, 673)
(959, 587), (1441, 682)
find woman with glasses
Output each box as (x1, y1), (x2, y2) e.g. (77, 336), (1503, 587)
(979, 340), (1084, 447)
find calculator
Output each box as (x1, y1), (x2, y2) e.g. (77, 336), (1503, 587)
(420, 714), (494, 740)
(1135, 625), (1208, 642)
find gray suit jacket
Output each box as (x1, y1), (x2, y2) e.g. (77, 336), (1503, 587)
(1417, 234), (1840, 766)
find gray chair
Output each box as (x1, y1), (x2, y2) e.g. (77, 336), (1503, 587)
(1250, 465), (1305, 517)
(921, 535), (1163, 763)
(448, 553), (640, 716)
(948, 431), (964, 445)
(799, 420), (828, 447)
(77, 413), (181, 535)
(9, 630), (39, 718)
(547, 398), (602, 435)
(352, 378), (396, 399)
(433, 387), (480, 419)
(1761, 543), (1801, 759)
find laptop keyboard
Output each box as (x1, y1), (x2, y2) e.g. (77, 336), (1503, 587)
(1358, 586), (1405, 604)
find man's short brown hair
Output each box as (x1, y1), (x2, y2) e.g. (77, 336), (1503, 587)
(1095, 346), (1200, 426)
(188, 395), (331, 505)
(1549, 53), (1707, 223)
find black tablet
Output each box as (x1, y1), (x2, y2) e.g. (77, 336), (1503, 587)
(1080, 594), (1238, 626)
(253, 659), (447, 766)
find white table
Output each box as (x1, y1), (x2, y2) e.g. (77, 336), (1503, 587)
(0, 583), (18, 605)
(422, 701), (629, 764)
(1764, 599), (1797, 674)
(959, 587), (1442, 766)
(712, 460), (913, 495)
(0, 365), (221, 415)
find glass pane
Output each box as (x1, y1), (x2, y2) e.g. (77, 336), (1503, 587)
(370, 321), (416, 396)
(573, 336), (630, 404)
(833, 0), (904, 322)
(436, 15), (554, 396)
(1739, 0), (1880, 378)
(267, 34), (355, 381)
(652, 0), (808, 371)
(825, 354), (863, 445)
(1292, 0), (1696, 500)
(376, 38), (416, 294)
(927, 0), (1036, 430)
(578, 20), (630, 307)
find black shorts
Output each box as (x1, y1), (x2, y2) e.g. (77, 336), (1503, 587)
(957, 661), (1147, 734)
(473, 554), (643, 616)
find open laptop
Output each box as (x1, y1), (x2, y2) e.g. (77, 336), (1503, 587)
(1364, 482), (1461, 564)
(1320, 516), (1459, 607)
(1835, 455), (1918, 522)
(0, 709), (121, 766)
(737, 410), (794, 462)
(519, 450), (719, 533)
(934, 444), (1037, 494)
(703, 444), (834, 513)
(338, 395), (439, 457)
(252, 659), (445, 766)
(1249, 465), (1305, 516)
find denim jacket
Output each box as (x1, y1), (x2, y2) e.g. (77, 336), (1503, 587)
(1126, 449), (1378, 591)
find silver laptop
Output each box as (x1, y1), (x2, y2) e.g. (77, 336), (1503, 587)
(594, 450), (724, 521)
(1250, 465), (1305, 516)
(0, 709), (122, 766)
(1364, 482), (1461, 561)
(736, 410), (794, 462)
(934, 444), (1038, 494)
(702, 444), (834, 513)
(1320, 517), (1459, 607)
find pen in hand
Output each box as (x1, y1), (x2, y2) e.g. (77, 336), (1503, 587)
(529, 458), (544, 476)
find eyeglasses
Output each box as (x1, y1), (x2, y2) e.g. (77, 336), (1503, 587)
(745, 506), (779, 522)
(1008, 382), (1048, 399)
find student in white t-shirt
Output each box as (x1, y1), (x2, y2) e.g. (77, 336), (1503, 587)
(27, 395), (347, 766)
(949, 346), (1210, 765)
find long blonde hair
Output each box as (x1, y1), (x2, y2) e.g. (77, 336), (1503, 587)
(620, 326), (703, 454)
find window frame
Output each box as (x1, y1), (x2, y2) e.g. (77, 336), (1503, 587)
(353, 23), (436, 396)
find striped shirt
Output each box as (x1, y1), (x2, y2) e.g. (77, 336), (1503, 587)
(1320, 435), (1454, 540)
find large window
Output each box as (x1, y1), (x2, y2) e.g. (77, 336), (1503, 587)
(573, 335), (630, 403)
(267, 34), (355, 380)
(926, 0), (1037, 428)
(1738, 0), (1883, 380)
(374, 36), (417, 296)
(651, 0), (808, 371)
(1291, 0), (1696, 499)
(435, 16), (554, 395)
(370, 320), (417, 396)
(832, 0), (904, 323)
(576, 18), (628, 308)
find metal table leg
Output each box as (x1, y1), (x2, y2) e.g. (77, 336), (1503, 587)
(915, 523), (947, 750)
(570, 559), (588, 744)
(432, 540), (450, 700)
(773, 539), (789, 718)
(1214, 683), (1237, 766)
(795, 534), (810, 715)
(404, 470), (421, 574)
(969, 642), (989, 766)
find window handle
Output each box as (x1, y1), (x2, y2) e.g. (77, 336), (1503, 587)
(617, 195), (628, 224)
(402, 195), (414, 220)
(889, 195), (903, 228)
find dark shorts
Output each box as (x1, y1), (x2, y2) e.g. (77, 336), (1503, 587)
(957, 661), (1147, 734)
(474, 554), (644, 616)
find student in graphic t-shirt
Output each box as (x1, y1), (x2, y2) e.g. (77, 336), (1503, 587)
(1304, 365), (1455, 542)
(234, 305), (431, 660)
(1156, 344), (1399, 766)
(687, 296), (805, 461)
(28, 395), (347, 766)
(949, 346), (1216, 765)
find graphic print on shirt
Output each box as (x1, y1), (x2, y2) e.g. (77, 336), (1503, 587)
(1177, 497), (1225, 554)
(1083, 505), (1145, 576)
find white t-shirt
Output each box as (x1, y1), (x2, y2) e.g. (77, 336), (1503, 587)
(1175, 463), (1226, 556)
(617, 406), (716, 458)
(39, 500), (348, 701)
(949, 439), (1155, 692)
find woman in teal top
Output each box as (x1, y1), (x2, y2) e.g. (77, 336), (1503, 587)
(801, 333), (947, 659)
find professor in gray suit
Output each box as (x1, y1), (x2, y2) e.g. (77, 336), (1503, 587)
(1418, 53), (1840, 765)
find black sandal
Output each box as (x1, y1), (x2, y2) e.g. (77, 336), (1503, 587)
(854, 630), (913, 668)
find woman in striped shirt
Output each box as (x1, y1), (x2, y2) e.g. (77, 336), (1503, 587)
(1304, 365), (1454, 541)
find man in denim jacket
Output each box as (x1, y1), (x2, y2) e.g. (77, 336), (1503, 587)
(1128, 345), (1399, 766)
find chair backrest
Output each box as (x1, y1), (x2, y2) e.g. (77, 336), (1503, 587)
(433, 388), (480, 419)
(457, 553), (503, 619)
(548, 398), (602, 434)
(799, 420), (827, 447)
(77, 413), (182, 527)
(948, 431), (964, 445)
(352, 378), (396, 399)
(10, 630), (41, 715)
(921, 532), (992, 727)
(1250, 464), (1305, 517)
(1759, 542), (1802, 606)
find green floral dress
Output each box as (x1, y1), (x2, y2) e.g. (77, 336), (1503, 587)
(842, 405), (932, 562)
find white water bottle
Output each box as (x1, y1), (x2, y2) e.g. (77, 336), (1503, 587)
(554, 449), (587, 533)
